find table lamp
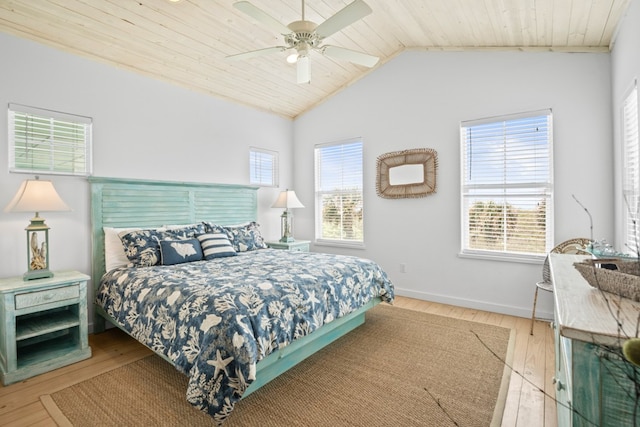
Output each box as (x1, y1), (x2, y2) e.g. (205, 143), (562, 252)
(4, 177), (70, 280)
(271, 189), (304, 243)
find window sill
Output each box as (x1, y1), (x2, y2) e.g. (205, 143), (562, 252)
(314, 240), (366, 250)
(458, 250), (545, 264)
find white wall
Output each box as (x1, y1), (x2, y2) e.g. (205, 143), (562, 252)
(0, 21), (623, 324)
(0, 33), (293, 329)
(612, 0), (640, 249)
(293, 50), (614, 319)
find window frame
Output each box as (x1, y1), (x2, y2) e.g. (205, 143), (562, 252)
(8, 103), (93, 176)
(314, 138), (365, 249)
(460, 109), (554, 263)
(622, 81), (639, 255)
(249, 147), (279, 187)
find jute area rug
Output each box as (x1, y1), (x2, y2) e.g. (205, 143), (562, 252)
(41, 304), (514, 427)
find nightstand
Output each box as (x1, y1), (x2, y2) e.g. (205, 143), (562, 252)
(267, 240), (310, 252)
(0, 270), (92, 385)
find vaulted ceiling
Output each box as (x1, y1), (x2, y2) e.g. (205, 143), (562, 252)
(0, 0), (631, 118)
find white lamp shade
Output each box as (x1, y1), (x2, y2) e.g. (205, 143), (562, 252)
(271, 190), (304, 209)
(4, 179), (71, 213)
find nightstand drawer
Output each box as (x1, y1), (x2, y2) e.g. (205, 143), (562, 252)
(15, 284), (80, 309)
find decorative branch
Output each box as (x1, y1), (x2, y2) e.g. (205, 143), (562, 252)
(471, 331), (599, 426)
(572, 194), (593, 242)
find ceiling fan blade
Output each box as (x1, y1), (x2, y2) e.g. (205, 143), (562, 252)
(226, 46), (286, 61)
(315, 0), (372, 39)
(297, 56), (311, 84)
(233, 1), (291, 35)
(321, 45), (379, 67)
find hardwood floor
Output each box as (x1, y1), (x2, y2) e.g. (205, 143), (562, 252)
(394, 296), (557, 427)
(0, 296), (556, 427)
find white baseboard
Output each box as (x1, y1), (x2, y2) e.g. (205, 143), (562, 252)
(394, 287), (554, 321)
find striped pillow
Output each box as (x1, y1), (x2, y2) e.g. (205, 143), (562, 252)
(197, 233), (237, 259)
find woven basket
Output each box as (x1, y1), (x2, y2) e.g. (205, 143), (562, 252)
(574, 259), (640, 301)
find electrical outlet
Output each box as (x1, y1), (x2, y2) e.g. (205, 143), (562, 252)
(400, 263), (407, 273)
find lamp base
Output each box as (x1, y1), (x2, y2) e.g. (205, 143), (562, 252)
(23, 269), (53, 281)
(279, 236), (296, 243)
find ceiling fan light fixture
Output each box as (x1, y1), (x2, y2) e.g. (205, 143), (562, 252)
(297, 55), (311, 84)
(229, 0), (378, 84)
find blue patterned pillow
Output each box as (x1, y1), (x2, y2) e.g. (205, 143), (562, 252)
(197, 233), (237, 259)
(119, 229), (166, 267)
(203, 221), (267, 252)
(119, 226), (206, 267)
(203, 221), (224, 233)
(164, 223), (206, 238)
(159, 238), (203, 265)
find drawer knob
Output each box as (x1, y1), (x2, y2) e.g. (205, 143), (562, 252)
(556, 380), (565, 391)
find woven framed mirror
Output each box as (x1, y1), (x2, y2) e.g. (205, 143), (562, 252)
(376, 148), (438, 199)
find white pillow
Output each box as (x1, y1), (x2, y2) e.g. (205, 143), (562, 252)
(103, 227), (138, 272)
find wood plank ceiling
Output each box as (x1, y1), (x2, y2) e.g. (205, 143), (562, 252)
(0, 0), (632, 119)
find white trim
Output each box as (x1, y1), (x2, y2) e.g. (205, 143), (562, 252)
(9, 103), (92, 124)
(315, 136), (362, 149)
(249, 147), (279, 187)
(314, 239), (366, 250)
(7, 103), (93, 176)
(314, 138), (364, 244)
(395, 287), (551, 319)
(458, 250), (545, 264)
(621, 79), (639, 255)
(460, 109), (554, 259)
(460, 108), (552, 127)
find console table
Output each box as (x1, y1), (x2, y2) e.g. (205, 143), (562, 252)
(551, 254), (640, 426)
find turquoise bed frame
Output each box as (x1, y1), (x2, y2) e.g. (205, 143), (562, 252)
(89, 176), (378, 397)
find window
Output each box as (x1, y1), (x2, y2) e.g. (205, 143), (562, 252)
(8, 103), (92, 176)
(460, 110), (553, 261)
(249, 147), (278, 187)
(623, 82), (639, 254)
(314, 138), (364, 246)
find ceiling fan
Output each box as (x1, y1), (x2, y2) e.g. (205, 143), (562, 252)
(227, 0), (380, 84)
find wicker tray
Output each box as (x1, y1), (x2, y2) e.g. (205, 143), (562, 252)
(574, 259), (640, 301)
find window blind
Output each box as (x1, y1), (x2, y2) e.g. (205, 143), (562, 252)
(249, 148), (278, 187)
(623, 84), (639, 255)
(8, 103), (92, 176)
(314, 139), (363, 244)
(461, 110), (553, 258)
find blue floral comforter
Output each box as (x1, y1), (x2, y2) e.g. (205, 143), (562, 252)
(96, 248), (394, 424)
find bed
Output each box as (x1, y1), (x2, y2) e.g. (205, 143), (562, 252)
(89, 177), (394, 424)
